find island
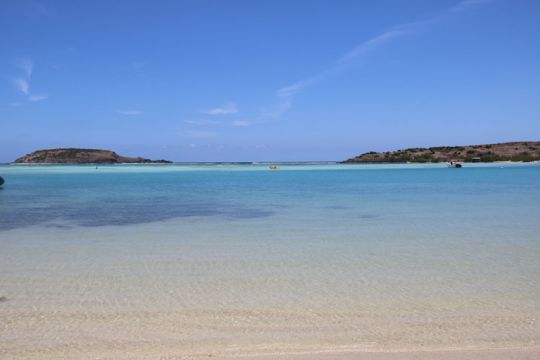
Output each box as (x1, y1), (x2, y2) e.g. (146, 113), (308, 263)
(342, 141), (540, 163)
(13, 148), (172, 164)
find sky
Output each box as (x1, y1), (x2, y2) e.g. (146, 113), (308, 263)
(1, 0), (539, 162)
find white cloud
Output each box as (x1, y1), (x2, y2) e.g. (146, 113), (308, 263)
(13, 59), (49, 102)
(337, 30), (408, 66)
(14, 78), (29, 95)
(277, 82), (306, 98)
(185, 119), (219, 125)
(29, 95), (48, 102)
(202, 103), (238, 115)
(230, 120), (252, 127)
(117, 110), (142, 116)
(262, 97), (294, 118)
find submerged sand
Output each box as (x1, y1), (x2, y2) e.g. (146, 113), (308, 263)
(2, 164), (540, 359)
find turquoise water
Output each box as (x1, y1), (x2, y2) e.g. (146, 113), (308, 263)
(1, 163), (539, 358)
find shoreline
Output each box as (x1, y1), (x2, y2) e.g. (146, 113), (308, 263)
(226, 348), (540, 360)
(3, 160), (540, 165)
(7, 346), (540, 360)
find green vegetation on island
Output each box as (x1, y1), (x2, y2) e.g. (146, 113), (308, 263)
(342, 141), (540, 163)
(13, 148), (172, 164)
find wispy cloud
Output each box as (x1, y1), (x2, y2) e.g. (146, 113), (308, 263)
(29, 94), (48, 102)
(230, 120), (252, 127)
(268, 0), (492, 118)
(450, 0), (491, 13)
(269, 28), (408, 111)
(117, 110), (142, 116)
(336, 29), (409, 66)
(202, 103), (238, 115)
(185, 119), (219, 125)
(13, 58), (48, 102)
(14, 78), (30, 95)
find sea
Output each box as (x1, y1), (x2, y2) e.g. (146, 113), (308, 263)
(0, 163), (539, 358)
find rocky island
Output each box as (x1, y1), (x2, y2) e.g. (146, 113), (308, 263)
(342, 141), (540, 163)
(14, 148), (172, 164)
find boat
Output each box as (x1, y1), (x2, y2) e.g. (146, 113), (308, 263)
(0, 176), (4, 186)
(447, 161), (462, 168)
(269, 165), (280, 170)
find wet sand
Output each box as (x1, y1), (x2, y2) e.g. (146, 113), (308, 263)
(7, 347), (539, 360)
(229, 348), (540, 360)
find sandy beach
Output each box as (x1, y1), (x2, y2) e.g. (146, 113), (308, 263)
(8, 347), (539, 360)
(230, 348), (540, 360)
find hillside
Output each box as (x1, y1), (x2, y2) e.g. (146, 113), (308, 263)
(13, 148), (171, 164)
(342, 141), (540, 163)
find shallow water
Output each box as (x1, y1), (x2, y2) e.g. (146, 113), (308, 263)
(1, 163), (539, 358)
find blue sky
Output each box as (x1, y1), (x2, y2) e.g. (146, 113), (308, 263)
(1, 0), (539, 162)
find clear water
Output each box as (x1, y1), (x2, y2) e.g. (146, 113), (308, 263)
(1, 163), (539, 358)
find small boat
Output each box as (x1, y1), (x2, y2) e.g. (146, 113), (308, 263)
(269, 165), (280, 170)
(447, 161), (462, 168)
(0, 176), (4, 186)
